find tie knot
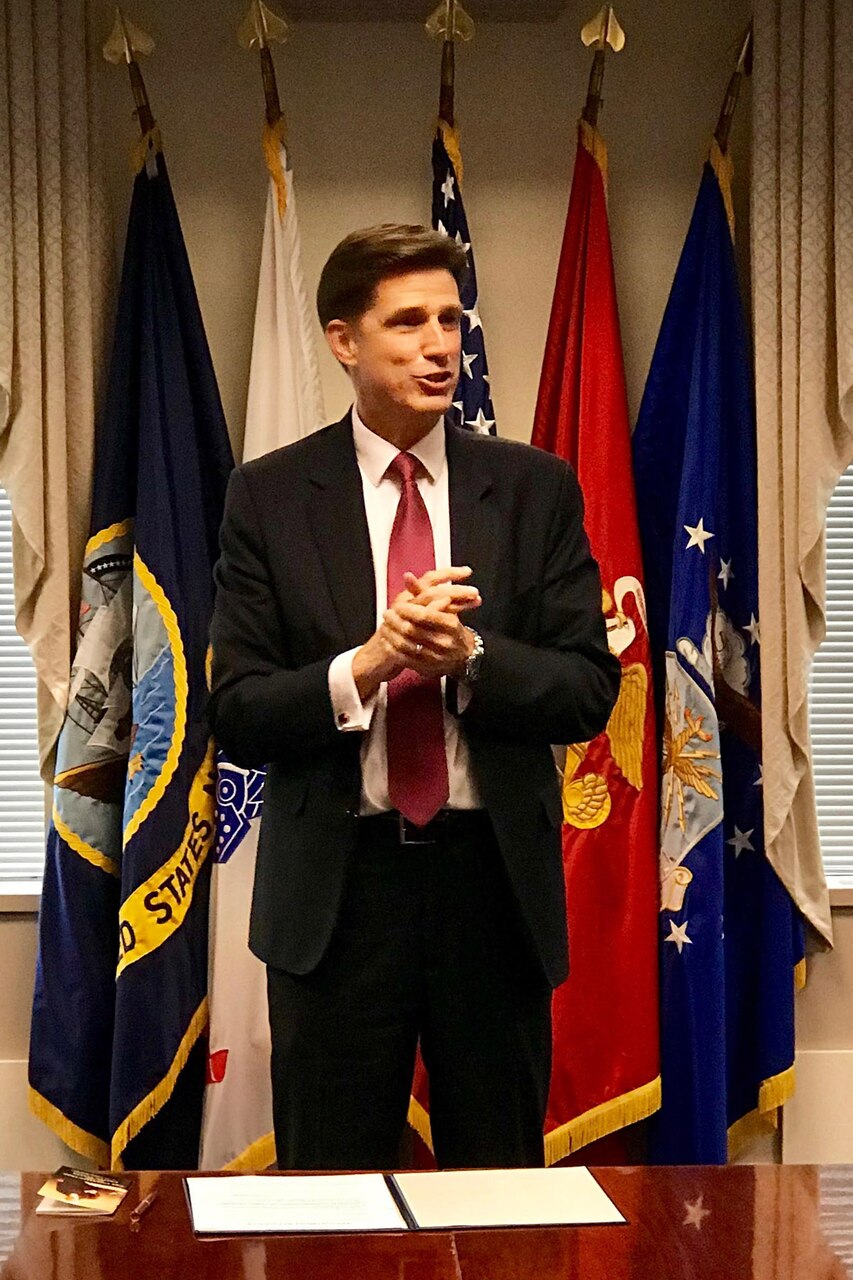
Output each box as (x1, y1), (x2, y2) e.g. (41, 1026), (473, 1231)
(389, 451), (420, 487)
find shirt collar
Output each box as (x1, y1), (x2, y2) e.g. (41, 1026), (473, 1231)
(351, 404), (446, 488)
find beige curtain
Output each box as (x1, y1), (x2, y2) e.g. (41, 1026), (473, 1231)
(0, 0), (112, 779)
(753, 0), (853, 947)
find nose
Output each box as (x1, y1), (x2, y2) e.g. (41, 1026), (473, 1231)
(422, 316), (453, 360)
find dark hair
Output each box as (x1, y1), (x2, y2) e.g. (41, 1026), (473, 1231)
(316, 224), (468, 329)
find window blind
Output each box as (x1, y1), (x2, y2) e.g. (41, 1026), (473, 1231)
(808, 463), (853, 888)
(0, 489), (45, 886)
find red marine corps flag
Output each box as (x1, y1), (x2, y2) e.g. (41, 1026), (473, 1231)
(531, 8), (661, 1162)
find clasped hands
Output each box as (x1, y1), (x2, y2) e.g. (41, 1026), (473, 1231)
(352, 567), (481, 703)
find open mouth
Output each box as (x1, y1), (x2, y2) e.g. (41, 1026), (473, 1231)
(415, 374), (454, 393)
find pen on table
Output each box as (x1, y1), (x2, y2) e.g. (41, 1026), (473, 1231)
(130, 1189), (159, 1232)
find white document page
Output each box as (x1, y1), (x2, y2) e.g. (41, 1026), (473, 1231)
(185, 1174), (407, 1235)
(393, 1167), (626, 1230)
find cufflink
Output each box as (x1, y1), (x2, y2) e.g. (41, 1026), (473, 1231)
(337, 711), (349, 726)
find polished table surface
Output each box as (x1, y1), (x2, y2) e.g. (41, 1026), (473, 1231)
(1, 1166), (851, 1279)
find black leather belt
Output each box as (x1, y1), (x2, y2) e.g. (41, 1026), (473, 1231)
(357, 809), (489, 846)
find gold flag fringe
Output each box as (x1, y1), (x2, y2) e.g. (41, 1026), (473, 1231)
(28, 1086), (110, 1167)
(407, 1094), (434, 1152)
(130, 124), (163, 176)
(224, 1130), (277, 1172)
(437, 118), (464, 187)
(727, 1066), (797, 1160)
(544, 1075), (661, 1166)
(579, 119), (609, 195)
(110, 996), (209, 1169)
(408, 1076), (662, 1166)
(262, 117), (288, 219)
(708, 137), (735, 241)
(795, 957), (807, 991)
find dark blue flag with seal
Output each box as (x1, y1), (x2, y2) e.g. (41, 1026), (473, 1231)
(632, 142), (805, 1164)
(431, 120), (496, 435)
(29, 132), (234, 1169)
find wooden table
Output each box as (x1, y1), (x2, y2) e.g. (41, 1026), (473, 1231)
(1, 1166), (851, 1278)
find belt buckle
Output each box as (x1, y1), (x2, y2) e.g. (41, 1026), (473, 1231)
(398, 813), (435, 846)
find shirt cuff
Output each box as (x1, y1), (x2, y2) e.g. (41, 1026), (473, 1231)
(328, 648), (377, 732)
(457, 681), (473, 713)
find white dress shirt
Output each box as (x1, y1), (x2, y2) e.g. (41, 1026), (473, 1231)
(327, 406), (482, 815)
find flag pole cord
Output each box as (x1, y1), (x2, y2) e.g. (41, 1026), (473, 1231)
(714, 22), (753, 154)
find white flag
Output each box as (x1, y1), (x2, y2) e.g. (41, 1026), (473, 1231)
(200, 139), (324, 1170)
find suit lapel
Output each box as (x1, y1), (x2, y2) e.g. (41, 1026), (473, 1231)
(306, 414), (377, 649)
(446, 423), (499, 629)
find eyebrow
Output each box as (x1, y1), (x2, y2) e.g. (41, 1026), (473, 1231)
(385, 304), (464, 325)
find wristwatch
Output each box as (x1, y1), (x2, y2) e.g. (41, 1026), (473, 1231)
(463, 629), (485, 684)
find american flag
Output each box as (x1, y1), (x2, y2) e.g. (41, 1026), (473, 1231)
(431, 129), (496, 435)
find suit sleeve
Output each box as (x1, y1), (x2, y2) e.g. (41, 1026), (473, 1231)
(461, 463), (621, 745)
(208, 467), (341, 768)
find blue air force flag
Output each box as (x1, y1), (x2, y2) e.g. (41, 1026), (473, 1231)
(431, 121), (496, 435)
(632, 144), (805, 1164)
(29, 138), (234, 1169)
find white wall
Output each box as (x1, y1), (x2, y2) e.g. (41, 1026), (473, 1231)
(12, 0), (846, 1170)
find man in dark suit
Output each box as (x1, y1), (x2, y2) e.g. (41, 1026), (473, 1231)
(209, 224), (620, 1172)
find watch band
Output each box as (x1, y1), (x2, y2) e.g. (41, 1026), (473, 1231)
(464, 629), (485, 683)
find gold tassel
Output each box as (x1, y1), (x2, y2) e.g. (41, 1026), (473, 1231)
(708, 137), (735, 241)
(578, 119), (609, 195)
(130, 124), (163, 176)
(437, 118), (464, 187)
(262, 117), (288, 219)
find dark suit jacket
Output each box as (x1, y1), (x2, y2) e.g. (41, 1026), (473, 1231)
(208, 413), (620, 988)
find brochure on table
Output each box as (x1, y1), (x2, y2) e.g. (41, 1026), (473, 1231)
(184, 1166), (626, 1236)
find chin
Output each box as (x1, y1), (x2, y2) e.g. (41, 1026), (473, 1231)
(406, 394), (454, 417)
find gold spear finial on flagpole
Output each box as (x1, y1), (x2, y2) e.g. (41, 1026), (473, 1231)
(425, 0), (474, 130)
(103, 8), (156, 137)
(238, 0), (291, 128)
(579, 6), (625, 130)
(713, 23), (753, 155)
(239, 2), (292, 216)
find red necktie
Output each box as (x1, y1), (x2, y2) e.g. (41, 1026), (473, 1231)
(386, 451), (449, 826)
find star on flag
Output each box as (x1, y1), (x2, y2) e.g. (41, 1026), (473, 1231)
(463, 303), (482, 332)
(440, 173), (455, 205)
(727, 826), (754, 857)
(684, 518), (714, 553)
(745, 613), (761, 645)
(465, 408), (495, 434)
(665, 920), (692, 955)
(718, 558), (733, 588)
(462, 351), (478, 378)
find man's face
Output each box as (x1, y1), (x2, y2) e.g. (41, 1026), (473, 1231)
(328, 268), (463, 422)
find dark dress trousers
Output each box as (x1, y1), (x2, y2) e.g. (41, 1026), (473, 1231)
(209, 414), (619, 982)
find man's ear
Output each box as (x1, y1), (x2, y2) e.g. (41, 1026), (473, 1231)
(325, 319), (357, 370)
